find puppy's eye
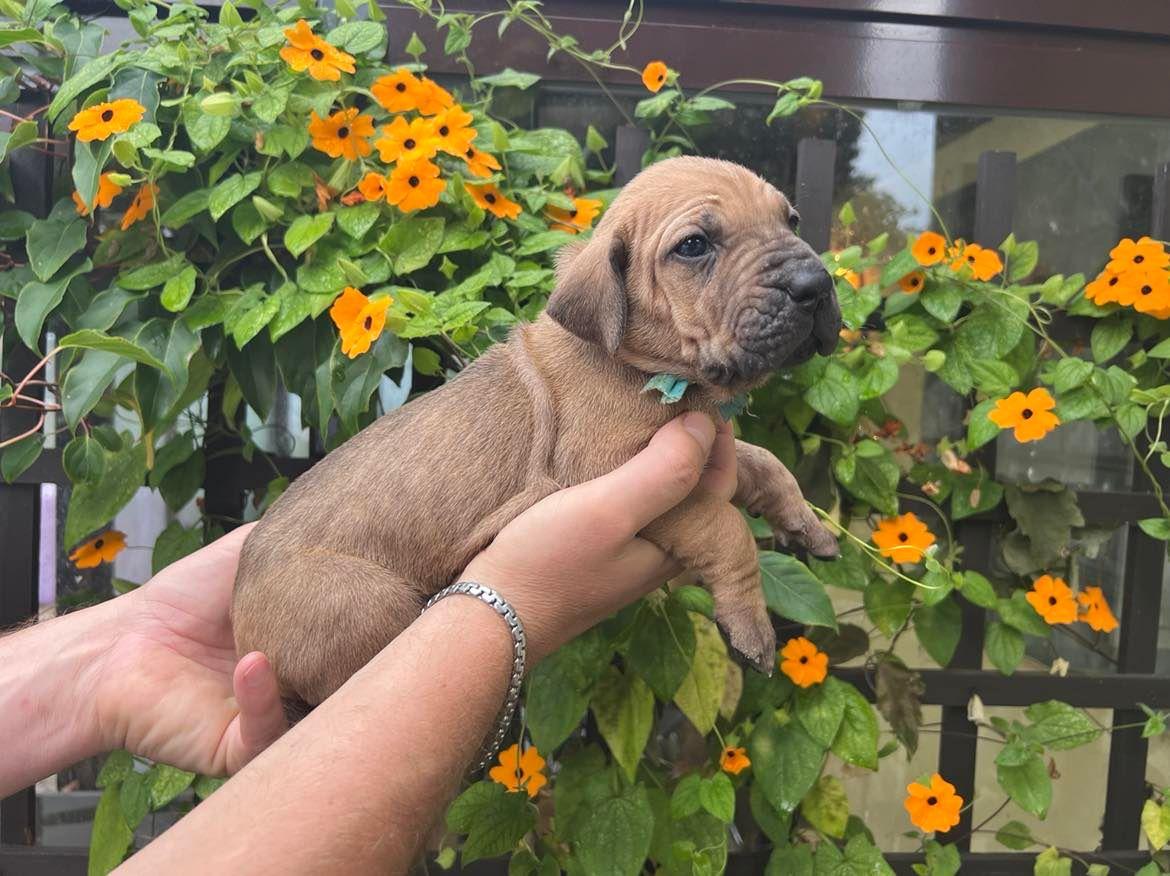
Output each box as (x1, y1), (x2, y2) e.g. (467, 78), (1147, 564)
(788, 211), (801, 232)
(673, 234), (710, 259)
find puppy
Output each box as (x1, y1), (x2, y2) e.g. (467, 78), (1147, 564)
(232, 156), (842, 711)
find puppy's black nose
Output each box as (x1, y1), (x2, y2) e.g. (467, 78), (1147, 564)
(786, 259), (834, 309)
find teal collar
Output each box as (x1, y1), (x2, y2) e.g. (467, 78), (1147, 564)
(642, 373), (749, 421)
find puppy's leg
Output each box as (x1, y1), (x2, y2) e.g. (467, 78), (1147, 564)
(735, 440), (839, 558)
(233, 551), (428, 707)
(642, 496), (775, 673)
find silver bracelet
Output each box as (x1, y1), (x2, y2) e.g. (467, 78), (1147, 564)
(422, 581), (527, 773)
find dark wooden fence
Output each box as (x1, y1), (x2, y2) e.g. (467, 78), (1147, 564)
(2, 109), (1170, 876)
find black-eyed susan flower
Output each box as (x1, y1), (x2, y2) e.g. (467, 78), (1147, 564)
(68, 99), (144, 142)
(911, 231), (946, 266)
(73, 173), (123, 216)
(120, 182), (157, 230)
(779, 636), (828, 688)
(374, 115), (439, 164)
(371, 68), (424, 113)
(468, 182), (521, 220)
(720, 746), (751, 775)
(462, 145), (501, 179)
(329, 286), (392, 358)
(384, 157), (445, 212)
(1129, 266), (1170, 315)
(1084, 267), (1135, 305)
(950, 241), (1002, 281)
(414, 76), (455, 116)
(357, 171), (387, 202)
(899, 271), (925, 293)
(872, 512), (935, 565)
(431, 105), (476, 157)
(988, 387), (1059, 443)
(69, 530), (126, 568)
(308, 108), (374, 161)
(1077, 585), (1119, 633)
(546, 197), (602, 234)
(280, 20), (355, 81)
(488, 743), (547, 798)
(904, 774), (962, 833)
(1107, 236), (1169, 273)
(642, 60), (669, 93)
(1026, 574), (1078, 625)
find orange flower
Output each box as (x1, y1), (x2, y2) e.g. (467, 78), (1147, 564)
(1084, 267), (1136, 305)
(720, 746), (751, 775)
(371, 68), (424, 113)
(329, 286), (392, 358)
(988, 388), (1059, 443)
(950, 242), (1003, 281)
(1107, 236), (1169, 274)
(384, 158), (445, 212)
(68, 98), (144, 142)
(546, 197), (602, 234)
(1129, 266), (1170, 315)
(279, 19), (355, 81)
(431, 105), (477, 157)
(904, 774), (963, 834)
(641, 60), (669, 93)
(72, 172), (123, 215)
(1077, 585), (1119, 633)
(462, 145), (501, 179)
(899, 271), (925, 293)
(835, 267), (861, 289)
(120, 182), (157, 230)
(308, 107), (374, 161)
(1026, 574), (1078, 625)
(872, 512), (935, 565)
(468, 183), (521, 220)
(414, 76), (455, 116)
(374, 115), (439, 164)
(912, 231), (947, 266)
(68, 530), (126, 569)
(779, 636), (828, 688)
(357, 171), (387, 202)
(488, 743), (547, 798)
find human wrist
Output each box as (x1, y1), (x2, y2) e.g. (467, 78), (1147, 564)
(456, 558), (559, 665)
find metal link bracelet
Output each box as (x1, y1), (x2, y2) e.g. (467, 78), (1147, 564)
(422, 581), (527, 773)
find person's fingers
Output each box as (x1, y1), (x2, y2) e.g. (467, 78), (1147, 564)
(698, 418), (738, 501)
(232, 651), (286, 770)
(577, 413), (717, 535)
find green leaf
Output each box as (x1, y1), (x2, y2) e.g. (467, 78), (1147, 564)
(591, 665), (653, 781)
(864, 577), (914, 636)
(182, 97), (232, 151)
(151, 521), (203, 574)
(994, 819), (1035, 850)
(47, 52), (120, 121)
(0, 209), (34, 240)
(160, 188), (210, 227)
(996, 752), (1050, 818)
(1006, 239), (1038, 282)
(921, 282), (963, 323)
(88, 784), (133, 876)
(336, 202), (381, 239)
(209, 171), (263, 220)
(880, 248), (919, 288)
(759, 550), (837, 628)
(1141, 798), (1170, 850)
(795, 676), (849, 748)
(62, 435), (105, 483)
(672, 612), (729, 734)
(119, 770), (151, 829)
(836, 443), (900, 516)
(378, 216), (445, 274)
(284, 212), (335, 257)
(147, 763), (195, 808)
(1033, 847), (1072, 876)
(959, 571), (999, 609)
(766, 845), (813, 876)
(1050, 357), (1093, 394)
(914, 597), (962, 667)
(574, 784), (654, 876)
(1139, 517), (1170, 540)
(15, 258), (91, 351)
(478, 67), (541, 89)
(626, 596), (696, 700)
(118, 253), (188, 290)
(72, 137), (113, 210)
(526, 627), (609, 752)
(161, 265), (198, 312)
(831, 681), (879, 770)
(698, 772), (736, 823)
(96, 750), (133, 788)
(1023, 700), (1100, 750)
(61, 349), (121, 430)
(326, 20), (385, 53)
(1090, 316), (1132, 363)
(805, 360), (860, 425)
(875, 656), (924, 755)
(801, 775), (849, 839)
(749, 710), (826, 814)
(26, 214), (87, 281)
(997, 591), (1051, 638)
(985, 619), (1025, 675)
(64, 440), (147, 546)
(447, 781), (534, 865)
(1, 432), (43, 483)
(635, 89), (678, 119)
(57, 329), (168, 373)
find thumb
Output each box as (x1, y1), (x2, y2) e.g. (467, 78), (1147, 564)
(230, 651), (287, 772)
(580, 412), (716, 534)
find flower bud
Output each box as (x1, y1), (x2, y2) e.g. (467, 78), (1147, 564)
(922, 349), (946, 372)
(200, 92), (239, 117)
(251, 195), (283, 223)
(106, 172), (133, 187)
(338, 257), (369, 287)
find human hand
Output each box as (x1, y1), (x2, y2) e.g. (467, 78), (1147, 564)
(93, 524), (287, 776)
(461, 412), (737, 663)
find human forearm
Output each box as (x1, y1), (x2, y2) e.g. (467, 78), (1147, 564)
(121, 595), (513, 874)
(0, 601), (117, 796)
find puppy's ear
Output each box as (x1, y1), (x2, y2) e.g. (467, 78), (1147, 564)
(546, 228), (628, 354)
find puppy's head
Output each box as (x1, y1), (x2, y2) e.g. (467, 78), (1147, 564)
(547, 156), (841, 393)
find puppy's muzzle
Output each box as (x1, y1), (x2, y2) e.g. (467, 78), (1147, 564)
(769, 256), (841, 358)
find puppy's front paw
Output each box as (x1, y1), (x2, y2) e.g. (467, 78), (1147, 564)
(774, 508), (840, 560)
(718, 608), (777, 676)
